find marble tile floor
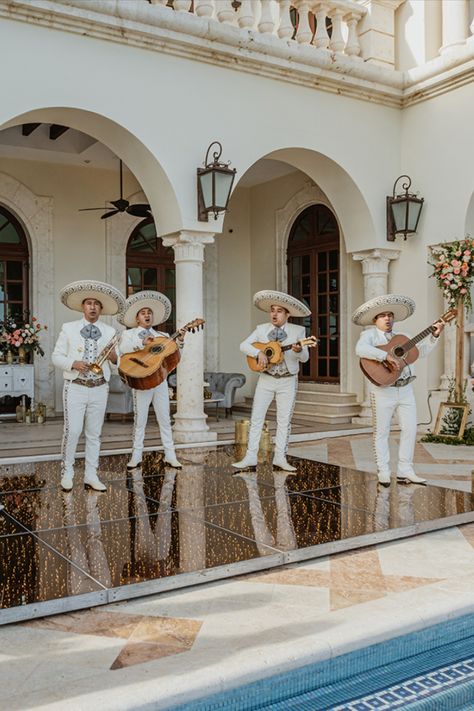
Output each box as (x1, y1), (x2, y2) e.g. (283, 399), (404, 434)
(2, 523), (474, 710)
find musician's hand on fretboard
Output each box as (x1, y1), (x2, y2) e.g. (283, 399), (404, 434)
(292, 343), (303, 353)
(432, 320), (445, 338)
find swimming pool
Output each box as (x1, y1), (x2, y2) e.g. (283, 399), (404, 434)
(174, 612), (474, 710)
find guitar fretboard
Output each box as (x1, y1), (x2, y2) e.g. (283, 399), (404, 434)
(402, 326), (435, 353)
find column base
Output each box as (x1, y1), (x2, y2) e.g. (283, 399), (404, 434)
(351, 416), (373, 426)
(172, 416), (218, 444)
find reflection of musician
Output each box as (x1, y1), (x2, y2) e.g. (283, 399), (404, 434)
(353, 294), (444, 486)
(118, 291), (185, 470)
(233, 290), (310, 472)
(52, 280), (125, 492)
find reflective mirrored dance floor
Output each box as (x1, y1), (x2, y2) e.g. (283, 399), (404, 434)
(1, 446), (474, 623)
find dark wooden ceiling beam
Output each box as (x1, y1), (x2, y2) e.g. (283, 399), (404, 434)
(22, 123), (41, 136)
(49, 125), (69, 140)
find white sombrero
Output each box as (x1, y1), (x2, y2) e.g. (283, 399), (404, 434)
(60, 280), (125, 316)
(118, 291), (172, 328)
(351, 294), (415, 327)
(253, 290), (311, 318)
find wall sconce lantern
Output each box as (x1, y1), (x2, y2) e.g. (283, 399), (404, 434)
(386, 175), (424, 241)
(197, 141), (236, 221)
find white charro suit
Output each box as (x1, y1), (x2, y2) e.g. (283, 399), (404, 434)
(118, 327), (181, 463)
(52, 318), (115, 480)
(356, 326), (438, 478)
(240, 322), (309, 460)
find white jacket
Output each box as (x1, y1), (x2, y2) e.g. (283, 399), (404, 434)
(240, 322), (309, 375)
(355, 326), (438, 379)
(52, 319), (116, 382)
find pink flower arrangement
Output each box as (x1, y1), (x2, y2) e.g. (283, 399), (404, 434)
(0, 316), (47, 357)
(430, 238), (474, 310)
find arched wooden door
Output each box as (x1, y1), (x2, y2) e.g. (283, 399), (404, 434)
(287, 204), (340, 382)
(0, 206), (29, 322)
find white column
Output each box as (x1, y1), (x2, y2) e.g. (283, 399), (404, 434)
(351, 248), (400, 423)
(440, 0), (468, 54)
(162, 230), (217, 443)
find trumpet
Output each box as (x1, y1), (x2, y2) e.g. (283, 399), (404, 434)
(88, 333), (120, 376)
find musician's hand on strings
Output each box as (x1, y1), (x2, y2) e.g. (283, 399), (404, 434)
(292, 342), (303, 353)
(386, 353), (401, 372)
(257, 351), (268, 370)
(143, 336), (154, 345)
(432, 320), (445, 338)
(72, 360), (89, 373)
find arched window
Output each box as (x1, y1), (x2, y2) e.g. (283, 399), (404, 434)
(287, 204), (340, 382)
(126, 218), (175, 332)
(0, 206), (29, 322)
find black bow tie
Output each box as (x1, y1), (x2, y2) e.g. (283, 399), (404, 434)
(80, 324), (102, 340)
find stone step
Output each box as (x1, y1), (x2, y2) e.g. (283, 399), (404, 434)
(296, 390), (358, 404)
(238, 393), (361, 425)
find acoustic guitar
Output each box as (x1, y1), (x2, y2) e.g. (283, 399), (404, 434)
(359, 309), (456, 387)
(119, 318), (205, 390)
(247, 336), (318, 373)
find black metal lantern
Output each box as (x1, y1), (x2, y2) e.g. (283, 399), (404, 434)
(386, 175), (424, 241)
(197, 141), (236, 221)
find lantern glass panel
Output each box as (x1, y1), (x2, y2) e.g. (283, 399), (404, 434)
(391, 200), (408, 233)
(199, 171), (214, 210)
(214, 170), (234, 210)
(407, 200), (423, 232)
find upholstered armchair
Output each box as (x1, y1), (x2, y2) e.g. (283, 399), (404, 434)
(168, 371), (246, 417)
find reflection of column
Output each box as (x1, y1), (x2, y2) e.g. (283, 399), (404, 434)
(351, 248), (400, 423)
(162, 230), (217, 444)
(176, 449), (206, 572)
(236, 472), (275, 555)
(440, 0), (468, 54)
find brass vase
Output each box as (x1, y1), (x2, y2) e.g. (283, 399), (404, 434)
(6, 349), (13, 365)
(18, 346), (26, 364)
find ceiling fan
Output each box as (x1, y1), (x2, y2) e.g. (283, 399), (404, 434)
(79, 159), (152, 220)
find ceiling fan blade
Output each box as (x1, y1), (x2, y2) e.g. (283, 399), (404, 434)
(101, 210), (120, 220)
(79, 207), (111, 212)
(127, 204), (152, 217)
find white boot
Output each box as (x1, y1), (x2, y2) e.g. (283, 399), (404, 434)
(272, 456), (297, 472)
(377, 470), (391, 487)
(397, 471), (426, 485)
(84, 472), (107, 492)
(232, 454), (258, 470)
(127, 451), (142, 470)
(163, 453), (182, 469)
(61, 471), (74, 491)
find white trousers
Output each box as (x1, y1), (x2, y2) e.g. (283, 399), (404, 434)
(62, 382), (109, 478)
(131, 380), (176, 461)
(370, 383), (417, 477)
(246, 374), (298, 459)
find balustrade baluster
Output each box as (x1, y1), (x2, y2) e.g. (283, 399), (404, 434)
(258, 0), (275, 34)
(314, 3), (329, 49)
(173, 0), (192, 12)
(216, 0), (235, 24)
(344, 12), (361, 57)
(295, 1), (312, 44)
(328, 8), (344, 52)
(194, 0), (214, 18)
(238, 0), (254, 29)
(277, 0), (293, 39)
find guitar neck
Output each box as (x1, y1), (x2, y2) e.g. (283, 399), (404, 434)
(403, 325), (435, 352)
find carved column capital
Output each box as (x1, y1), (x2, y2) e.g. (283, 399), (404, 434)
(351, 248), (400, 274)
(162, 230), (214, 263)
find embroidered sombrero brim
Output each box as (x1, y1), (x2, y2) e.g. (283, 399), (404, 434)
(351, 294), (415, 326)
(60, 280), (125, 316)
(118, 291), (172, 328)
(253, 290), (311, 318)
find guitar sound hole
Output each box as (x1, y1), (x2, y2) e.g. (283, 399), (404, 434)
(393, 346), (405, 357)
(264, 348), (274, 358)
(151, 346), (164, 354)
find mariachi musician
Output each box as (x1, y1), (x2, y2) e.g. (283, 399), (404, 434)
(233, 290), (311, 472)
(353, 294), (444, 487)
(52, 280), (125, 492)
(118, 291), (185, 470)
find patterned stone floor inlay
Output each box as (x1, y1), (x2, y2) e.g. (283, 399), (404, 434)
(26, 609), (202, 669)
(1, 444), (473, 623)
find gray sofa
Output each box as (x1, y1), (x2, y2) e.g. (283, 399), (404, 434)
(168, 371), (246, 417)
(106, 373), (133, 420)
